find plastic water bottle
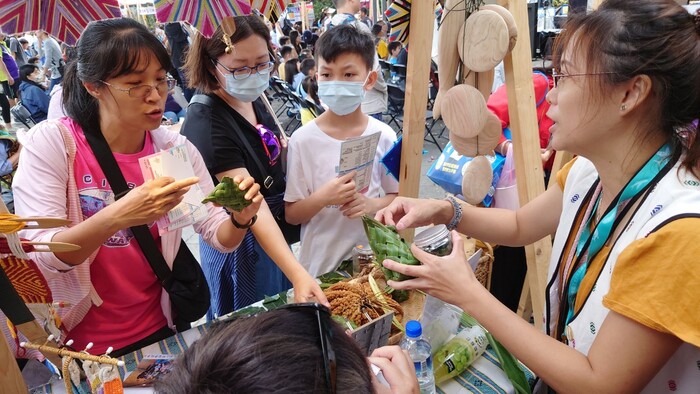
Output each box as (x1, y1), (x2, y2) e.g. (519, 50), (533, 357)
(400, 320), (436, 394)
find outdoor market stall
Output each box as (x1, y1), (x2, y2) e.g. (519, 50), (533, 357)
(4, 0), (674, 391)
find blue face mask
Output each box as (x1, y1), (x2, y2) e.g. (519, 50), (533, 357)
(216, 67), (270, 102)
(317, 73), (371, 116)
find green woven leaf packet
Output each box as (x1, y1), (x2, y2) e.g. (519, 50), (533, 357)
(361, 216), (420, 281)
(201, 177), (252, 212)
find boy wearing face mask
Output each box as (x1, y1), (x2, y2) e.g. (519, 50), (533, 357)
(284, 25), (398, 278)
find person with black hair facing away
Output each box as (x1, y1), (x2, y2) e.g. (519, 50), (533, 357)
(155, 304), (420, 394)
(328, 0), (388, 120)
(277, 45), (295, 81)
(6, 33), (27, 68)
(181, 15), (327, 318)
(300, 76), (325, 126)
(294, 58), (316, 95)
(309, 27), (320, 49)
(284, 25), (398, 278)
(372, 22), (389, 60)
(283, 57), (300, 87)
(164, 22), (195, 102)
(376, 1), (700, 392)
(18, 64), (49, 122)
(279, 35), (291, 49)
(293, 21), (303, 35)
(360, 6), (373, 29)
(298, 48), (314, 61)
(8, 18), (267, 356)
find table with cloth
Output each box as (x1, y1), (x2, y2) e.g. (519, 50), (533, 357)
(35, 294), (536, 394)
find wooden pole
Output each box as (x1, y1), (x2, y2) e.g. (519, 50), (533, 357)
(300, 1), (308, 32)
(397, 0), (435, 242)
(499, 0), (552, 329)
(0, 333), (27, 394)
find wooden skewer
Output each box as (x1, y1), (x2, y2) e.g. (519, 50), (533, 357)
(20, 341), (125, 366)
(8, 217), (72, 229)
(24, 241), (81, 252)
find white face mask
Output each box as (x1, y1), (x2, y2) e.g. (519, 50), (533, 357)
(317, 73), (371, 116)
(216, 66), (270, 102)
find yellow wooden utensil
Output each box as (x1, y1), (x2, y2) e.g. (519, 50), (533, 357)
(23, 241), (81, 253)
(8, 217), (72, 229)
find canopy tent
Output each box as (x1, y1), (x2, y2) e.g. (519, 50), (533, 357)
(0, 0), (120, 45)
(154, 0), (298, 37)
(154, 0), (252, 37)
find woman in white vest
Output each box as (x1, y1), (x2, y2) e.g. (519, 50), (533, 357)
(375, 0), (700, 392)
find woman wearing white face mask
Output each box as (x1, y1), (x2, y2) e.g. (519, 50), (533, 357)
(181, 15), (328, 319)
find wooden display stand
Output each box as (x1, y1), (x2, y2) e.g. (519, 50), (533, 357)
(399, 0), (558, 328)
(397, 0), (435, 244)
(0, 333), (27, 394)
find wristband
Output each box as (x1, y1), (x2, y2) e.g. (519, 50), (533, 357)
(231, 213), (257, 229)
(444, 196), (463, 231)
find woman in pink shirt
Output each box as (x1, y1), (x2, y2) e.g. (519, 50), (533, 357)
(10, 18), (324, 356)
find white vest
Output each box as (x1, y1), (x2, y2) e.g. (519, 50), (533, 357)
(546, 157), (700, 393)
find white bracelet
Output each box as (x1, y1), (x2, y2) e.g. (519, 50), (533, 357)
(444, 196), (463, 231)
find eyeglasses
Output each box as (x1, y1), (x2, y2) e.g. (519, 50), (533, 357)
(279, 302), (337, 394)
(214, 60), (275, 80)
(256, 124), (281, 166)
(551, 70), (616, 88)
(99, 78), (176, 98)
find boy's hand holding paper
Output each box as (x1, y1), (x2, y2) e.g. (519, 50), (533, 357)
(338, 132), (381, 194)
(316, 171), (357, 207)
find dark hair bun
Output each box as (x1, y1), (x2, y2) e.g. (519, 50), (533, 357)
(694, 9), (700, 35)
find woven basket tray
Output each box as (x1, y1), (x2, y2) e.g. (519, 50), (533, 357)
(461, 235), (494, 290)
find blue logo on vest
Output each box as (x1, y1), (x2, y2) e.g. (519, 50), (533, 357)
(571, 194), (580, 203)
(650, 205), (663, 216)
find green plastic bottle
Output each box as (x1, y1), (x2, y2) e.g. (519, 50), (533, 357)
(433, 325), (488, 384)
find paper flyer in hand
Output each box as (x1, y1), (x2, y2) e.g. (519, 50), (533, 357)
(139, 144), (207, 234)
(338, 132), (381, 194)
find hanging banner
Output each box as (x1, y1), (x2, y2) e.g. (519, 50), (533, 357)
(139, 4), (157, 15)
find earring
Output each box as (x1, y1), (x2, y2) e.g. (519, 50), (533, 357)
(620, 104), (627, 111)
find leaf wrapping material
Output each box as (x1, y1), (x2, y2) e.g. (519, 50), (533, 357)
(201, 177), (252, 212)
(460, 312), (531, 394)
(361, 216), (420, 281)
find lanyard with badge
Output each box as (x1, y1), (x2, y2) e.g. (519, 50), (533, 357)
(563, 143), (673, 327)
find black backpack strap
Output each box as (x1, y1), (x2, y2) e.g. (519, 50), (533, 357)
(190, 94), (274, 189)
(82, 129), (174, 288)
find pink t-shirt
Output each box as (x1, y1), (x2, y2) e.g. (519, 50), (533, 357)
(66, 122), (166, 353)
